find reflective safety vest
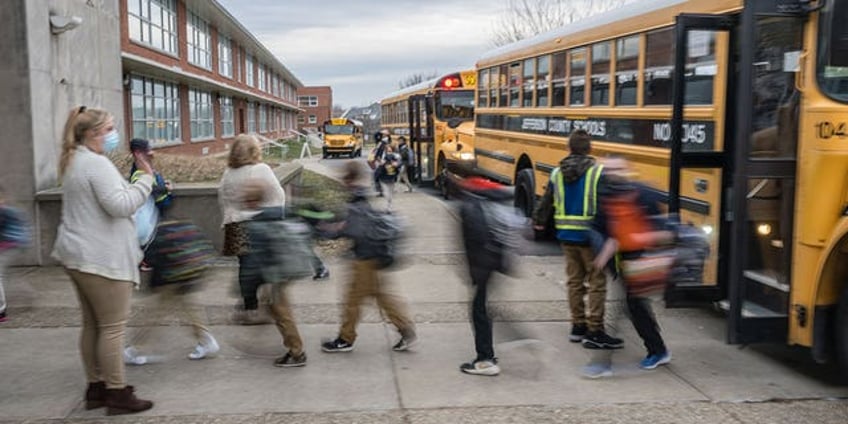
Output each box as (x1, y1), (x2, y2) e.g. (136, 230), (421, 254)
(552, 164), (603, 232)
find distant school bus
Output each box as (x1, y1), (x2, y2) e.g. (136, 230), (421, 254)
(322, 118), (364, 159)
(381, 70), (477, 195)
(473, 0), (848, 376)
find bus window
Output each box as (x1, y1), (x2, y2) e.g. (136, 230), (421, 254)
(478, 69), (489, 108)
(591, 42), (612, 106)
(569, 48), (587, 106)
(499, 64), (509, 107)
(523, 57), (536, 107)
(552, 52), (566, 107)
(685, 30), (716, 105)
(509, 62), (522, 107)
(436, 90), (475, 120)
(616, 35), (639, 106)
(536, 55), (551, 107)
(751, 17), (803, 159)
(489, 67), (499, 107)
(645, 28), (674, 105)
(817, 0), (848, 102)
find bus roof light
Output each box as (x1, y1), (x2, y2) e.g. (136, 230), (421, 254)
(441, 76), (461, 89)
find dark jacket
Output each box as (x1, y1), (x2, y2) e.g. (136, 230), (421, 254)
(460, 187), (512, 274)
(322, 190), (384, 260)
(532, 154), (598, 244)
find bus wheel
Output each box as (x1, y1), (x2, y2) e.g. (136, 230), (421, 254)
(514, 168), (535, 218)
(837, 286), (848, 383)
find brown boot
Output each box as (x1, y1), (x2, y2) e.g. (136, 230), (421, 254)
(105, 386), (153, 415)
(84, 381), (106, 410)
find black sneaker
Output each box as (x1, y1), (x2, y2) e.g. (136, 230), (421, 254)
(568, 324), (588, 342)
(274, 351), (307, 367)
(313, 268), (330, 280)
(460, 358), (500, 376)
(392, 333), (418, 352)
(321, 337), (354, 353)
(582, 331), (624, 349)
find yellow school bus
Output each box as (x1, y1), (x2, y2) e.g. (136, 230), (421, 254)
(473, 0), (848, 376)
(322, 117), (364, 159)
(381, 70), (477, 195)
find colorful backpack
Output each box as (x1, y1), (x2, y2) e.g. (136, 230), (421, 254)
(146, 220), (216, 287)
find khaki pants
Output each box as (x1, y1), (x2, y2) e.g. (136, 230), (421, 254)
(266, 284), (303, 356)
(129, 284), (211, 347)
(340, 259), (414, 343)
(562, 244), (607, 332)
(66, 269), (133, 389)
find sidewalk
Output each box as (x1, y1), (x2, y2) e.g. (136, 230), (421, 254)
(1, 157), (847, 423)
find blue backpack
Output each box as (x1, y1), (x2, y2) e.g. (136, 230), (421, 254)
(0, 206), (31, 250)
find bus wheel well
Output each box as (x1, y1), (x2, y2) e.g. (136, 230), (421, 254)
(515, 155), (533, 176)
(813, 235), (848, 367)
(513, 155), (535, 218)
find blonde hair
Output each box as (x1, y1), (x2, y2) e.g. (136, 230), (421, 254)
(228, 134), (262, 168)
(59, 106), (112, 178)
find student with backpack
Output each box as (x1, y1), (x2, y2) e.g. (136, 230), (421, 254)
(590, 156), (675, 376)
(378, 145), (401, 211)
(0, 187), (31, 323)
(319, 161), (417, 353)
(397, 137), (415, 192)
(457, 177), (517, 376)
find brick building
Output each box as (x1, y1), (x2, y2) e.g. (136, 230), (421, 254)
(296, 86), (332, 133)
(121, 0), (303, 155)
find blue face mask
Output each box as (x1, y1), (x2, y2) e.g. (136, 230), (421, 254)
(102, 130), (120, 153)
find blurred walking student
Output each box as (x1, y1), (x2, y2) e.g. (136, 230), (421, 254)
(588, 156), (674, 377)
(457, 177), (516, 376)
(368, 132), (389, 197)
(52, 106), (154, 415)
(397, 137), (415, 192)
(241, 179), (313, 367)
(122, 140), (218, 365)
(378, 145), (401, 211)
(0, 187), (31, 323)
(219, 134), (285, 325)
(319, 161), (417, 353)
(532, 129), (623, 350)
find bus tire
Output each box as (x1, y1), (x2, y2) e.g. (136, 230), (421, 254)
(837, 286), (848, 383)
(514, 168), (535, 218)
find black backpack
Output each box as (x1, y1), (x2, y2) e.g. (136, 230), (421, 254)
(400, 145), (410, 162)
(365, 210), (404, 269)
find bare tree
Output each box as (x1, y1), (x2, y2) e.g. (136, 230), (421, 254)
(332, 104), (345, 118)
(398, 71), (440, 89)
(491, 0), (632, 47)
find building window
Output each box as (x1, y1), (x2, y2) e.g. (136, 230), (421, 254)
(298, 96), (318, 107)
(188, 88), (213, 140)
(259, 104), (268, 132)
(218, 35), (233, 78)
(246, 55), (255, 87)
(127, 0), (178, 54)
(258, 64), (267, 92)
(130, 75), (180, 144)
(247, 102), (256, 133)
(297, 116), (305, 124)
(219, 95), (234, 137)
(308, 115), (317, 124)
(186, 11), (211, 69)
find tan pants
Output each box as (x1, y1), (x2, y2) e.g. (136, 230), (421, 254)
(562, 244), (607, 332)
(339, 259), (414, 343)
(129, 284), (211, 347)
(266, 284), (303, 356)
(66, 269), (133, 389)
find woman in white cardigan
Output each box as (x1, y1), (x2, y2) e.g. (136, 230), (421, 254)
(52, 106), (155, 415)
(219, 134), (285, 324)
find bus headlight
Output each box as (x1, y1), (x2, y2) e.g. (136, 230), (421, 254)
(757, 223), (772, 236)
(453, 152), (475, 161)
(702, 225), (714, 236)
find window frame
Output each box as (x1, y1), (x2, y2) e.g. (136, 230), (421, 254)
(218, 34), (233, 78)
(186, 10), (212, 70)
(129, 74), (181, 145)
(127, 0), (179, 55)
(188, 88), (214, 141)
(219, 95), (235, 137)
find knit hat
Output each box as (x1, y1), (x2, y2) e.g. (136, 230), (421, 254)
(129, 138), (152, 153)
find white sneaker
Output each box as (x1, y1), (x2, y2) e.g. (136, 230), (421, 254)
(460, 359), (501, 376)
(123, 346), (149, 366)
(188, 333), (220, 360)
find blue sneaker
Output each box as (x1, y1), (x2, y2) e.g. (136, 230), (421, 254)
(639, 351), (672, 370)
(581, 363), (613, 379)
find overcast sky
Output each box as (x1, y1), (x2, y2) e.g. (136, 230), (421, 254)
(216, 0), (503, 108)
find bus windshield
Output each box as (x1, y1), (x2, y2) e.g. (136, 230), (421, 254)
(435, 90), (475, 120)
(817, 0), (848, 103)
(324, 125), (354, 135)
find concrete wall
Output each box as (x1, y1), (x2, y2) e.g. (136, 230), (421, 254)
(34, 163), (302, 266)
(0, 0), (122, 264)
